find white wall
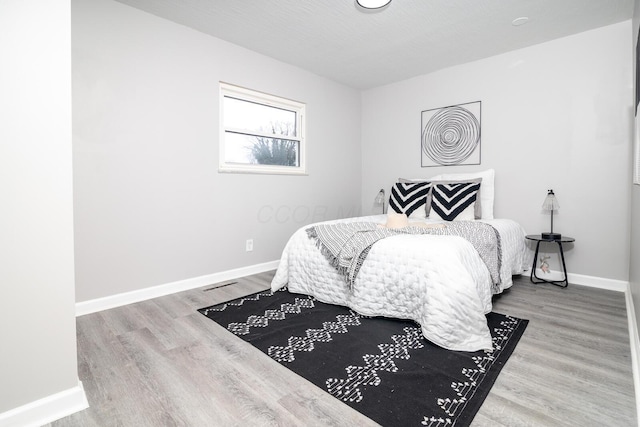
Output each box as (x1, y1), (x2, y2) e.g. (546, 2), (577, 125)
(362, 21), (633, 281)
(72, 0), (362, 302)
(0, 0), (86, 423)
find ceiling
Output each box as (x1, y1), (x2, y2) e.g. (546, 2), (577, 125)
(114, 0), (634, 90)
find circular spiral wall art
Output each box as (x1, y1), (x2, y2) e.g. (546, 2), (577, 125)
(421, 101), (481, 167)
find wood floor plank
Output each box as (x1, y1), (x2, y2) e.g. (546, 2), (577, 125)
(47, 272), (637, 427)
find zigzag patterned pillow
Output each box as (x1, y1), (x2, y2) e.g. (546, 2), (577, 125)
(389, 182), (431, 218)
(429, 182), (481, 221)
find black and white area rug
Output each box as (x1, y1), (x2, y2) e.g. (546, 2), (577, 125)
(199, 288), (528, 427)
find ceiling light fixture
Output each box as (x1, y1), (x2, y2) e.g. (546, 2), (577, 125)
(356, 0), (392, 10)
(512, 16), (530, 26)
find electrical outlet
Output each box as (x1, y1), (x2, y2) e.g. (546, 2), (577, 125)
(245, 239), (254, 252)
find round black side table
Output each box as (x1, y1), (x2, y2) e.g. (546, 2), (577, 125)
(525, 234), (575, 288)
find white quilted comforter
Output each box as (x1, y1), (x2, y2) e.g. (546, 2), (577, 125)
(271, 215), (526, 352)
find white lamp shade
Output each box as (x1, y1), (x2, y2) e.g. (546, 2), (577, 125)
(374, 188), (386, 214)
(542, 190), (559, 211)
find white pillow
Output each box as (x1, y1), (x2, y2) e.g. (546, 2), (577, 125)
(384, 212), (409, 228)
(398, 169), (495, 219)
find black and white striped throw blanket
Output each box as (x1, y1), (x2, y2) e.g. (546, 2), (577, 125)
(307, 221), (502, 293)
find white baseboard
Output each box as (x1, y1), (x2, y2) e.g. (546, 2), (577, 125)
(566, 272), (628, 292)
(522, 269), (639, 420)
(81, 263), (627, 316)
(520, 269), (628, 292)
(0, 381), (88, 427)
(624, 284), (640, 426)
(76, 260), (280, 316)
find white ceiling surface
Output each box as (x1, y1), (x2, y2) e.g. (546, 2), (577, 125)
(114, 0), (633, 89)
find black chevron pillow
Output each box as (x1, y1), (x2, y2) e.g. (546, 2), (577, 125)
(429, 182), (481, 221)
(389, 182), (431, 218)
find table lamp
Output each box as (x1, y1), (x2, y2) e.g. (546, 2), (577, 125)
(541, 189), (561, 240)
(375, 189), (386, 214)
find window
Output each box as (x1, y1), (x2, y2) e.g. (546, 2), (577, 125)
(219, 83), (306, 175)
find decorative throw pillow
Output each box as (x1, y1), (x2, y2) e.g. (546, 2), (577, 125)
(389, 181), (431, 218)
(426, 178), (482, 219)
(429, 181), (481, 221)
(435, 169), (495, 219)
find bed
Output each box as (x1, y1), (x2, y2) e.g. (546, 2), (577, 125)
(271, 170), (527, 352)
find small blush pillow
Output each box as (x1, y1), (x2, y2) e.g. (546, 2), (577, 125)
(385, 212), (409, 229)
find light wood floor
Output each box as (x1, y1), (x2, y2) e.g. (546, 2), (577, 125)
(48, 272), (637, 427)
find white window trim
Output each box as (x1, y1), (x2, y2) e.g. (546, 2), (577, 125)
(635, 117), (640, 185)
(219, 82), (306, 175)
